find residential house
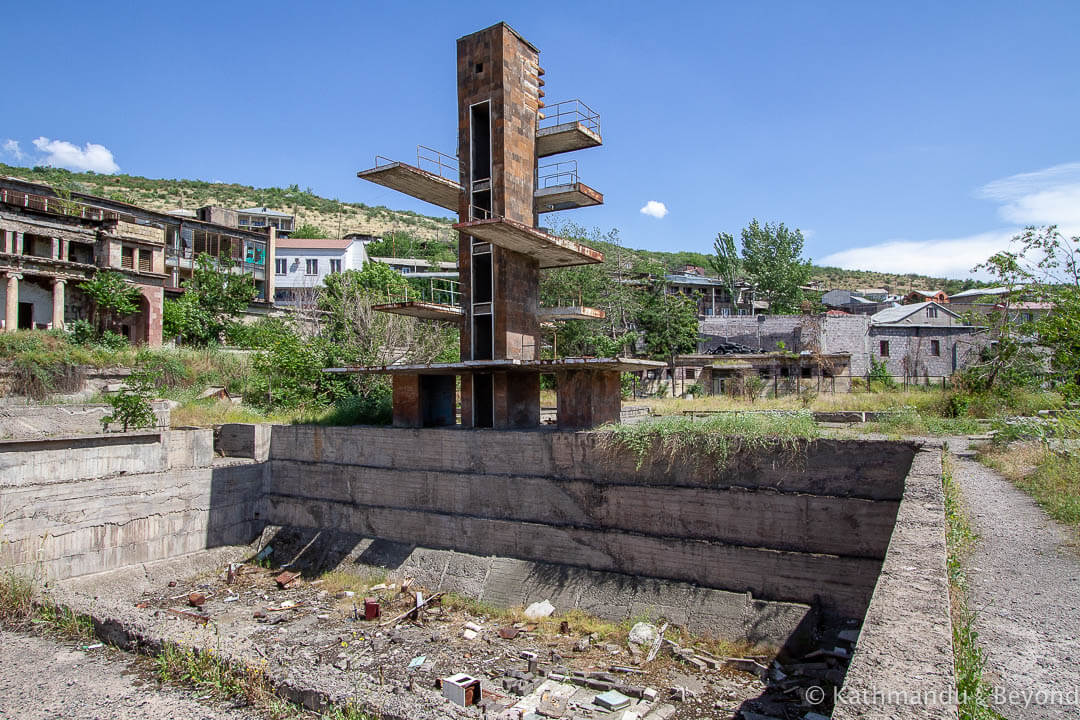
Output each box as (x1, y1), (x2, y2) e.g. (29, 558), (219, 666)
(370, 256), (458, 277)
(821, 289), (893, 316)
(664, 271), (761, 317)
(903, 289), (948, 304)
(273, 237), (368, 306)
(236, 207), (294, 235)
(868, 301), (986, 380)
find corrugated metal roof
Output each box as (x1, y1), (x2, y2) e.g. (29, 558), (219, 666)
(949, 286), (1013, 298)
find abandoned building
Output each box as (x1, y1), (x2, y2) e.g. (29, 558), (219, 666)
(345, 22), (662, 428)
(695, 302), (987, 390)
(0, 179), (167, 343)
(664, 270), (764, 317)
(640, 351), (854, 398)
(0, 177), (277, 344)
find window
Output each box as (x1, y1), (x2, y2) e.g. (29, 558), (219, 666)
(121, 246), (134, 269)
(330, 259), (342, 274)
(138, 249), (152, 273)
(275, 258), (287, 275)
(926, 306), (938, 319)
(880, 340), (890, 357)
(686, 369), (696, 379)
(930, 340), (941, 356)
(305, 259), (318, 275)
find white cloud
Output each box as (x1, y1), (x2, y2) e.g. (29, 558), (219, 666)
(976, 162), (1080, 226)
(639, 200), (668, 219)
(821, 161), (1080, 278)
(820, 230), (1018, 278)
(32, 136), (119, 173)
(2, 139), (24, 161)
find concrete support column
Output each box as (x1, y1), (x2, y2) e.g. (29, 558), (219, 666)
(0, 229), (7, 254)
(51, 279), (66, 331)
(51, 237), (60, 259)
(13, 232), (23, 255)
(60, 238), (69, 261)
(4, 273), (20, 332)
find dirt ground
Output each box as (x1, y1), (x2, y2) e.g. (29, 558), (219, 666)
(951, 439), (1080, 720)
(0, 629), (262, 720)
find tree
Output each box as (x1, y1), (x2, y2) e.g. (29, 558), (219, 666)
(708, 231), (743, 313)
(289, 223), (328, 239)
(636, 284), (700, 396)
(79, 270), (142, 335)
(163, 254), (258, 345)
(740, 219), (812, 314)
(101, 364), (161, 432)
(968, 226), (1080, 397)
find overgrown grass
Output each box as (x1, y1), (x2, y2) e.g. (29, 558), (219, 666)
(0, 570), (94, 640)
(601, 411), (819, 470)
(942, 452), (1005, 720)
(978, 442), (1080, 531)
(861, 408), (986, 437)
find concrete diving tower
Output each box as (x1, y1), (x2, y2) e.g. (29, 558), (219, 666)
(344, 22), (632, 430)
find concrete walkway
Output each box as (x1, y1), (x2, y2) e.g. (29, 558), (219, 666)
(0, 629), (262, 720)
(949, 439), (1080, 720)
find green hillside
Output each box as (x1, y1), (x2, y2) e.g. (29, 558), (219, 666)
(0, 163), (455, 241)
(1, 163), (983, 293)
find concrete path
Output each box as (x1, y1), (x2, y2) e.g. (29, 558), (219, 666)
(0, 629), (262, 720)
(949, 439), (1080, 720)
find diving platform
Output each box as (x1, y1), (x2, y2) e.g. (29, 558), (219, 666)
(538, 306), (606, 321)
(357, 160), (460, 212)
(373, 301), (463, 322)
(453, 217), (603, 268)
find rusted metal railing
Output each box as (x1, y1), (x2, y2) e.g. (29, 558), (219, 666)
(0, 188), (121, 222)
(416, 145), (459, 181)
(537, 159), (579, 188)
(538, 99), (601, 135)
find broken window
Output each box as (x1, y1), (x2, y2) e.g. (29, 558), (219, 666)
(930, 339), (940, 356)
(880, 340), (890, 357)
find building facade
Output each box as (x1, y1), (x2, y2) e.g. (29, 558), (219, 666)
(273, 237), (368, 306)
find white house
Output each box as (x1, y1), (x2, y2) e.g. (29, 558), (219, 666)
(273, 237), (368, 306)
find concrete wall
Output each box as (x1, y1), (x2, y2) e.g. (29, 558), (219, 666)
(0, 428), (263, 581)
(263, 426), (916, 619)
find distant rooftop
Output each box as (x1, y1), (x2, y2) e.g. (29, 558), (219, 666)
(949, 286), (1015, 299)
(238, 206), (292, 217)
(871, 301), (959, 324)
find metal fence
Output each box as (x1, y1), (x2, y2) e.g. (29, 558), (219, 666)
(538, 99), (601, 135)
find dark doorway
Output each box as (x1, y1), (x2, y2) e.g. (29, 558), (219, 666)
(473, 373), (493, 428)
(17, 302), (32, 330)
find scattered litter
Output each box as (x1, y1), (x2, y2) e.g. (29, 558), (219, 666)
(82, 643), (104, 650)
(462, 628), (478, 640)
(441, 673), (481, 707)
(364, 597), (380, 620)
(594, 689), (632, 711)
(628, 622), (658, 647)
(168, 608), (209, 626)
(255, 546), (273, 562)
(275, 571), (300, 589)
(408, 655), (426, 668)
(524, 599), (555, 619)
(837, 628), (860, 643)
(499, 626), (520, 639)
(187, 592), (206, 607)
(369, 583), (388, 592)
(223, 595), (239, 603)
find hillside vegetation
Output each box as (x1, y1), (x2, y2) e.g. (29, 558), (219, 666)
(0, 163), (455, 242)
(2, 163), (975, 292)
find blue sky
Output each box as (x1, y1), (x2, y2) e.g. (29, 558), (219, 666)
(3, 1), (1079, 278)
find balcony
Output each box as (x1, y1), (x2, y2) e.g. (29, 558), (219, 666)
(0, 187), (121, 223)
(453, 217), (603, 268)
(536, 100), (602, 158)
(534, 160), (603, 213)
(356, 146), (461, 212)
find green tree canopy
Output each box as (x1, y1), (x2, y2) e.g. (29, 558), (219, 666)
(636, 284), (700, 363)
(163, 254), (258, 345)
(708, 231), (742, 310)
(288, 223), (329, 239)
(741, 219), (812, 314)
(78, 270), (142, 333)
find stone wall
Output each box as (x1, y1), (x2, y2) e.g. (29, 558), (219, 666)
(263, 426), (918, 620)
(0, 428), (263, 581)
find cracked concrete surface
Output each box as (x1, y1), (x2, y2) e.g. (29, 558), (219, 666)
(950, 438), (1080, 720)
(0, 629), (261, 720)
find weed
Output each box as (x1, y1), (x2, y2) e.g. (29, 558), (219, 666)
(942, 452), (1006, 720)
(601, 411), (818, 471)
(979, 441), (1080, 531)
